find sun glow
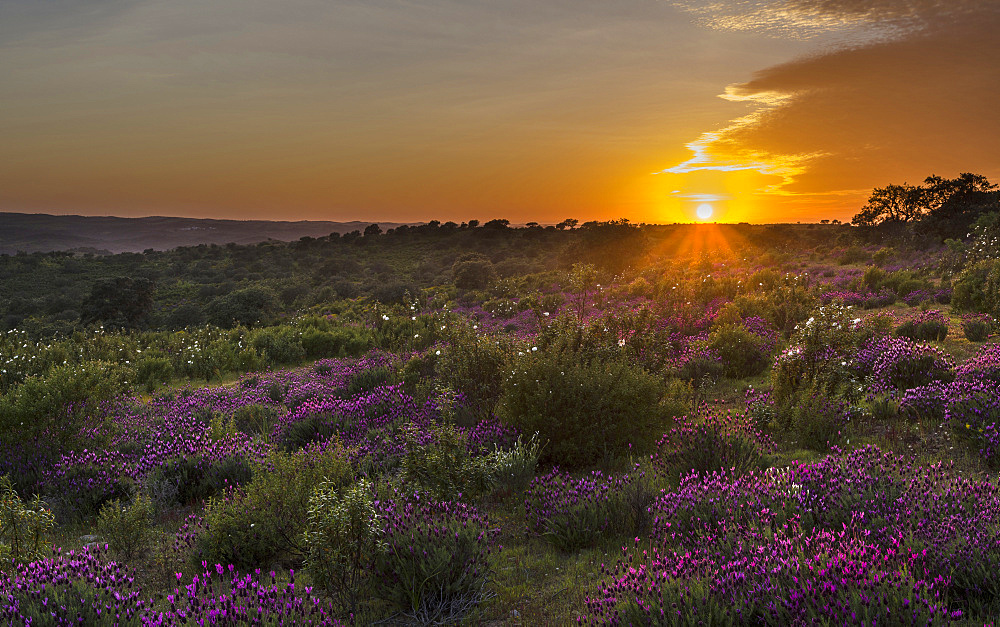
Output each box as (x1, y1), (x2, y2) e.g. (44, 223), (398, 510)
(696, 204), (714, 220)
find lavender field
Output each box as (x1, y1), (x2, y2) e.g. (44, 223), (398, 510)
(2, 226), (1000, 625)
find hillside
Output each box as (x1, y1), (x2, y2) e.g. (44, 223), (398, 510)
(0, 212), (411, 254)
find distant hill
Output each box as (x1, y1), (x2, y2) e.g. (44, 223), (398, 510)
(0, 212), (412, 254)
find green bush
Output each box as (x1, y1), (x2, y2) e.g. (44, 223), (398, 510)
(344, 365), (392, 397)
(0, 476), (55, 568)
(771, 304), (858, 405)
(300, 326), (373, 358)
(303, 478), (384, 618)
(400, 421), (495, 500)
(95, 492), (153, 561)
(783, 390), (849, 452)
(498, 352), (662, 468)
(145, 456), (253, 507)
(488, 432), (543, 495)
(653, 413), (768, 481)
(707, 323), (770, 378)
(231, 404), (281, 442)
(196, 444), (352, 571)
(250, 326), (305, 366)
(374, 496), (495, 623)
(435, 326), (515, 416)
(134, 356), (174, 393)
(0, 362), (125, 451)
(963, 316), (995, 341)
(953, 259), (1000, 317)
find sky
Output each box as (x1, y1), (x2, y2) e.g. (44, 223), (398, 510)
(1, 0), (997, 224)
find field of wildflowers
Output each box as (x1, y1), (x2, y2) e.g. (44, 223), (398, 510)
(2, 228), (1000, 624)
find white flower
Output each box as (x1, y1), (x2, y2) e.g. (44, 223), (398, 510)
(435, 350), (441, 355)
(382, 314), (390, 321)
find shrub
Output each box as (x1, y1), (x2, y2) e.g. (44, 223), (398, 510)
(95, 492), (153, 561)
(435, 326), (514, 416)
(488, 432), (543, 495)
(374, 493), (497, 623)
(839, 245), (869, 265)
(498, 352), (662, 468)
(453, 256), (497, 290)
(303, 478), (384, 618)
(962, 313), (995, 342)
(952, 258), (1000, 317)
(400, 421), (495, 501)
(0, 361), (125, 451)
(343, 365), (392, 397)
(279, 415), (337, 451)
(231, 403), (281, 442)
(894, 309), (949, 342)
(706, 323), (770, 378)
(146, 455), (253, 507)
(0, 476), (55, 568)
(196, 444), (352, 571)
(784, 390), (850, 452)
(525, 469), (628, 552)
(250, 326), (306, 366)
(134, 355), (174, 393)
(771, 303), (859, 404)
(652, 412), (773, 481)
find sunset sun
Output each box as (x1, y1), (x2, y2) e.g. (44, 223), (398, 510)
(696, 203), (714, 221)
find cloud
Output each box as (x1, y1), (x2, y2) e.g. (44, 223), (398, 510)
(662, 0), (1000, 212)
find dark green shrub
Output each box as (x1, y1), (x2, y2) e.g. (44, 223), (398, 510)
(344, 365), (392, 397)
(400, 421), (494, 500)
(839, 246), (869, 265)
(0, 476), (55, 568)
(962, 315), (995, 341)
(279, 416), (337, 452)
(498, 352), (662, 468)
(134, 356), (174, 393)
(374, 496), (495, 623)
(676, 355), (724, 383)
(431, 323), (516, 417)
(653, 412), (770, 481)
(95, 492), (153, 561)
(250, 326), (305, 366)
(196, 444), (352, 571)
(707, 323), (770, 378)
(953, 259), (1000, 316)
(303, 478), (384, 619)
(146, 456), (252, 506)
(0, 362), (125, 451)
(301, 326), (373, 358)
(231, 404), (281, 442)
(453, 257), (496, 290)
(784, 391), (849, 452)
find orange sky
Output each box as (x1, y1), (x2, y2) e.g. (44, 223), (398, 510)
(1, 1), (998, 224)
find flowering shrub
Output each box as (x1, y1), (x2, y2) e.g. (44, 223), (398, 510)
(0, 546), (150, 624)
(584, 445), (1000, 623)
(771, 303), (858, 403)
(373, 492), (498, 624)
(894, 309), (949, 341)
(525, 469), (628, 551)
(961, 313), (995, 341)
(652, 411), (774, 480)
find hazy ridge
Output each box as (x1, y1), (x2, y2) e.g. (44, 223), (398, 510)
(0, 212), (410, 254)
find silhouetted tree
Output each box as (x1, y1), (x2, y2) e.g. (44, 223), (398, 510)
(81, 277), (155, 329)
